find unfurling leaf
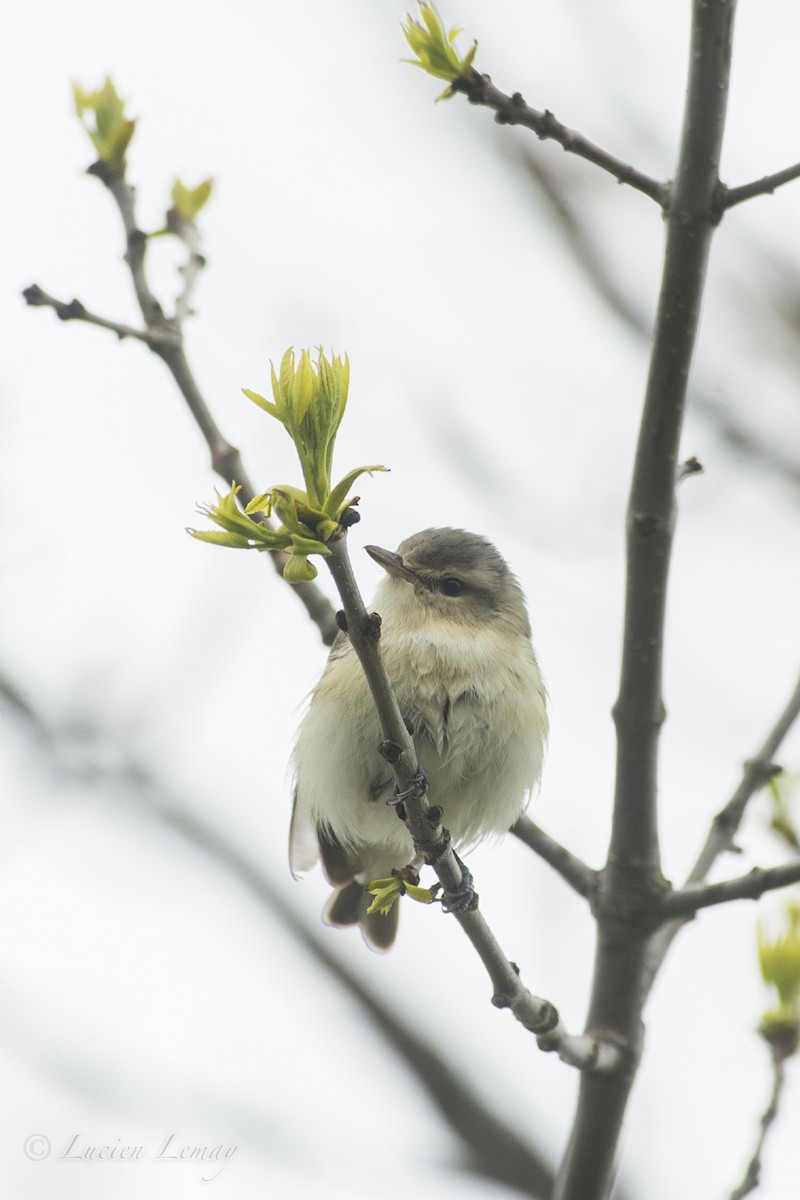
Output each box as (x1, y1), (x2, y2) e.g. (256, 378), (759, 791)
(194, 348), (386, 582)
(283, 553), (318, 583)
(401, 3), (478, 99)
(171, 177), (213, 219)
(73, 77), (136, 172)
(758, 906), (800, 1056)
(366, 874), (435, 916)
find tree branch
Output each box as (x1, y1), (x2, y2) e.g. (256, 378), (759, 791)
(24, 158), (339, 647)
(728, 1042), (790, 1200)
(641, 668), (800, 1005)
(662, 862), (800, 918)
(325, 535), (621, 1072)
(554, 5), (738, 1198)
(686, 670), (800, 887)
(21, 284), (159, 345)
(511, 815), (598, 900)
(167, 210), (206, 323)
(0, 668), (556, 1199)
(451, 74), (667, 205)
(724, 162), (800, 210)
(514, 147), (800, 493)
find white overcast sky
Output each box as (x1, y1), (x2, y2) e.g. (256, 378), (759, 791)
(2, 2), (800, 1198)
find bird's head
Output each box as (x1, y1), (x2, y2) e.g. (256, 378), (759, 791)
(365, 527), (531, 637)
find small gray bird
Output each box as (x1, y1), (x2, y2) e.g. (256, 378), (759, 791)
(290, 527), (548, 950)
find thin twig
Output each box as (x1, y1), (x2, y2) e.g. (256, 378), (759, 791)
(724, 162), (800, 210)
(728, 1043), (790, 1200)
(514, 148), (800, 493)
(643, 671), (800, 1003)
(662, 862), (800, 918)
(451, 74), (667, 205)
(687, 671), (800, 887)
(23, 157), (339, 646)
(21, 285), (161, 345)
(324, 535), (620, 1071)
(166, 210), (206, 323)
(512, 815), (598, 900)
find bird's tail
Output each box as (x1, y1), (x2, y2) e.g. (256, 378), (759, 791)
(323, 881), (399, 952)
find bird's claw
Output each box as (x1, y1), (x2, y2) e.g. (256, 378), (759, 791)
(387, 763), (429, 807)
(441, 856), (479, 914)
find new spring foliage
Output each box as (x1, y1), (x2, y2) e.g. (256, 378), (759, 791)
(190, 348), (386, 582)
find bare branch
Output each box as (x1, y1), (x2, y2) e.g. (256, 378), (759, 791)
(511, 815), (598, 900)
(641, 670), (800, 1008)
(514, 149), (800, 493)
(325, 535), (621, 1071)
(687, 671), (800, 887)
(0, 670), (556, 1199)
(452, 74), (667, 205)
(728, 1043), (790, 1200)
(22, 284), (159, 346)
(166, 210), (206, 323)
(24, 158), (339, 647)
(555, 4), (738, 1197)
(662, 862), (800, 918)
(724, 162), (800, 210)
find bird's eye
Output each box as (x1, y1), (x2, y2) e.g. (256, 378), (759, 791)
(441, 577), (464, 597)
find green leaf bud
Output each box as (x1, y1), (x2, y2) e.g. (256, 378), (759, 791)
(758, 906), (800, 1056)
(283, 553), (318, 583)
(171, 177), (213, 220)
(73, 77), (136, 172)
(401, 4), (478, 99)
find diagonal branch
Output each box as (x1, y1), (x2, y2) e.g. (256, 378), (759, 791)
(642, 669), (800, 1003)
(686, 670), (800, 887)
(451, 74), (668, 205)
(0, 668), (555, 1199)
(724, 162), (800, 209)
(728, 1042), (791, 1200)
(514, 147), (800, 493)
(325, 535), (620, 1073)
(662, 862), (800, 917)
(512, 815), (598, 900)
(22, 284), (159, 345)
(24, 158), (338, 647)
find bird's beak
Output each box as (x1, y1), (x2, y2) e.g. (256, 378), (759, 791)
(364, 544), (418, 584)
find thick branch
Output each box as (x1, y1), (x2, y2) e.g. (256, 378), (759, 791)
(555, 5), (737, 1198)
(325, 535), (620, 1072)
(452, 74), (667, 205)
(511, 815), (598, 900)
(724, 162), (800, 209)
(662, 862), (800, 917)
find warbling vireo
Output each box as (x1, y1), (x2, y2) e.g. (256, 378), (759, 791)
(290, 527), (548, 950)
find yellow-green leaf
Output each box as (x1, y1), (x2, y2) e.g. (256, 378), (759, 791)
(283, 554), (318, 583)
(242, 387), (279, 418)
(171, 177), (213, 219)
(326, 464), (389, 519)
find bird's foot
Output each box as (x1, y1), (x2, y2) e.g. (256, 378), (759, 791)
(387, 763), (429, 808)
(437, 855), (479, 914)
